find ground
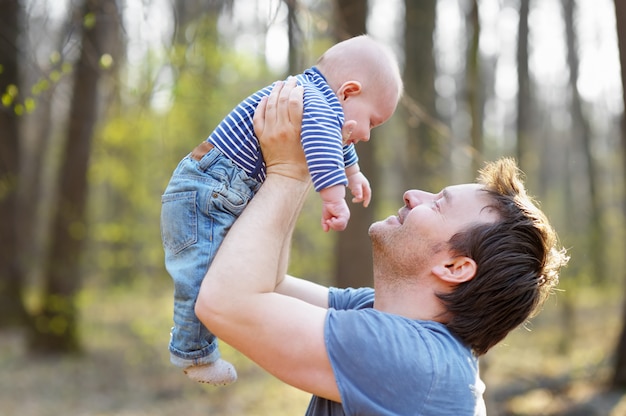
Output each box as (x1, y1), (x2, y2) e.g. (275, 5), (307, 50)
(1, 282), (625, 415)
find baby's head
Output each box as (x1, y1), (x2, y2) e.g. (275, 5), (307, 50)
(316, 35), (403, 145)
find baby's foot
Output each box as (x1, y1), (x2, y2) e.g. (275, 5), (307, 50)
(183, 358), (237, 385)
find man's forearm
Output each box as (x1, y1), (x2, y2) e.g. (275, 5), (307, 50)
(276, 180), (311, 288)
(194, 80), (341, 400)
(196, 174), (311, 328)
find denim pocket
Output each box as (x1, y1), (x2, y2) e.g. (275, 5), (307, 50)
(161, 191), (198, 255)
(208, 186), (249, 218)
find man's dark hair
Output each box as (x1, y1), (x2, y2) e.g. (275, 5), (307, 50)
(438, 158), (568, 356)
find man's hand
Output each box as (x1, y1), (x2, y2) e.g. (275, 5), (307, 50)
(254, 78), (309, 182)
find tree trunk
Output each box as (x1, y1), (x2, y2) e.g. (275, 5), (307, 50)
(173, 0), (230, 43)
(516, 0), (531, 172)
(286, 0), (304, 74)
(466, 0), (482, 174)
(332, 0), (374, 288)
(28, 0), (117, 353)
(562, 0), (604, 285)
(403, 0), (440, 190)
(610, 0), (626, 388)
(0, 0), (30, 328)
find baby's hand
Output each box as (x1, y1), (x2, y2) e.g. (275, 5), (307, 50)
(321, 199), (350, 232)
(347, 171), (372, 208)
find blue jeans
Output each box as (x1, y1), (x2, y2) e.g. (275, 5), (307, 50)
(161, 146), (260, 368)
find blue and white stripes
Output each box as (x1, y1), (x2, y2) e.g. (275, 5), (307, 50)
(206, 67), (358, 192)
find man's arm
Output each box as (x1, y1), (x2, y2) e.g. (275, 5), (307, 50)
(262, 79), (329, 308)
(195, 80), (340, 401)
(276, 275), (330, 308)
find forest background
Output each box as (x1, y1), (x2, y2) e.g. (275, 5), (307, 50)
(1, 0), (626, 415)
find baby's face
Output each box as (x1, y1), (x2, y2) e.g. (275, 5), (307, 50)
(341, 86), (397, 146)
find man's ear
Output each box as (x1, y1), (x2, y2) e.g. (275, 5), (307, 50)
(337, 81), (362, 101)
(432, 256), (477, 284)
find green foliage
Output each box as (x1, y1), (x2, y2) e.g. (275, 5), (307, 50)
(83, 12), (96, 29)
(88, 103), (170, 284)
(34, 295), (74, 336)
(99, 53), (114, 69)
(1, 83), (18, 106)
(1, 57), (72, 116)
(0, 173), (17, 201)
(85, 16), (331, 287)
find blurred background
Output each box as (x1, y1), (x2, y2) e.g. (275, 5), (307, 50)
(1, 0), (626, 414)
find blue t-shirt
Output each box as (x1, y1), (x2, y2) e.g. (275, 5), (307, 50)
(305, 287), (486, 416)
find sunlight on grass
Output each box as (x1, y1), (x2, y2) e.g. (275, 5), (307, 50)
(484, 283), (625, 414)
(2, 280), (626, 415)
(1, 279), (311, 416)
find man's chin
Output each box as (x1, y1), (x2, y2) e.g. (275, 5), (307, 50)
(368, 216), (398, 236)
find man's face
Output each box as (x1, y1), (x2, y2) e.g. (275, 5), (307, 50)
(369, 184), (499, 266)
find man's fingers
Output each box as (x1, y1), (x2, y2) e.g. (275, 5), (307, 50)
(253, 96), (268, 138)
(266, 80), (284, 122)
(288, 82), (304, 125)
(277, 77), (298, 122)
(263, 78), (302, 127)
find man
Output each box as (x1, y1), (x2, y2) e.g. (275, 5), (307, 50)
(195, 79), (568, 415)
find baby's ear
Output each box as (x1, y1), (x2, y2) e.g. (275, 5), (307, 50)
(338, 81), (362, 100)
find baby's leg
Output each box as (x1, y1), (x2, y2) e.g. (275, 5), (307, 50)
(161, 145), (258, 385)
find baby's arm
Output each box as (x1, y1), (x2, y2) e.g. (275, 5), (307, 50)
(345, 163), (371, 208)
(319, 185), (350, 232)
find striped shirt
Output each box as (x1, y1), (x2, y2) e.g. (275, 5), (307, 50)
(206, 67), (358, 192)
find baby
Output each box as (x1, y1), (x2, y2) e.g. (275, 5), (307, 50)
(161, 35), (403, 385)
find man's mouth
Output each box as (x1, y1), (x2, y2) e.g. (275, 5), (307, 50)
(397, 209), (405, 224)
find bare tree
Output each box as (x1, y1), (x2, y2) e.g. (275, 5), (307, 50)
(332, 0), (374, 288)
(28, 0), (120, 353)
(563, 0), (604, 286)
(402, 0), (441, 190)
(466, 0), (482, 173)
(173, 0), (231, 43)
(285, 0), (304, 74)
(610, 0), (626, 388)
(516, 0), (531, 171)
(0, 0), (30, 328)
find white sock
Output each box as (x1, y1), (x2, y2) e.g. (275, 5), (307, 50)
(183, 358), (237, 385)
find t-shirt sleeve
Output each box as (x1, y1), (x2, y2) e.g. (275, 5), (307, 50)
(343, 143), (358, 168)
(328, 287), (375, 310)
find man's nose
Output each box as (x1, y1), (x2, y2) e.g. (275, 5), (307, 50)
(403, 190), (433, 208)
